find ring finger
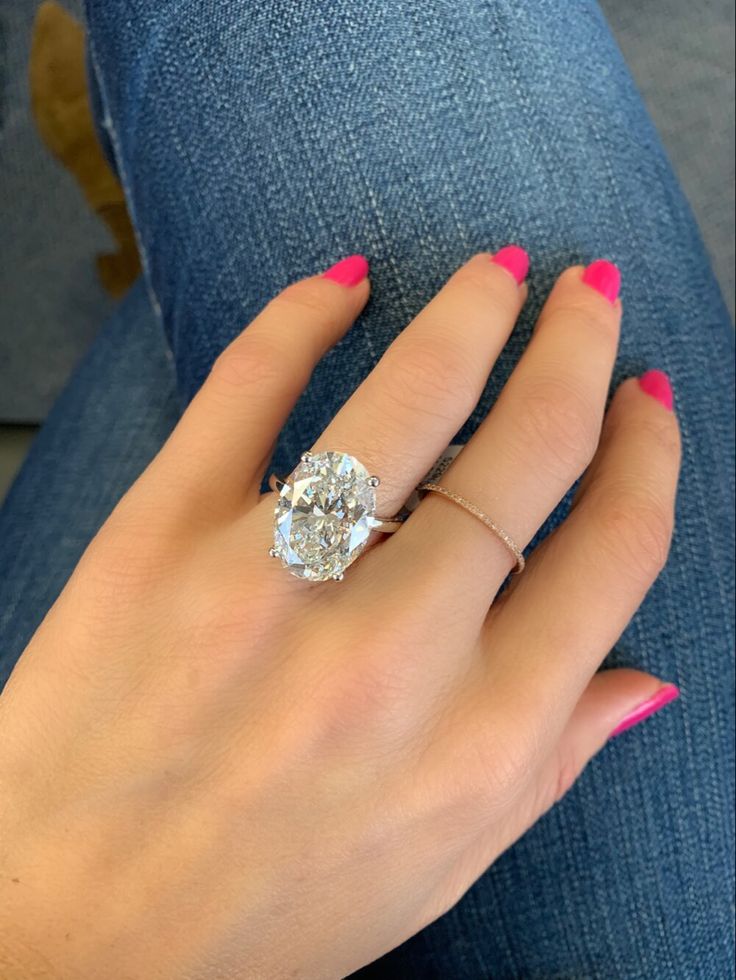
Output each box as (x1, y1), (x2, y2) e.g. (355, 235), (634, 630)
(383, 260), (623, 617)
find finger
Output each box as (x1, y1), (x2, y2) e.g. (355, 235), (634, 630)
(439, 668), (679, 911)
(528, 669), (680, 818)
(307, 248), (529, 515)
(146, 255), (371, 513)
(483, 371), (681, 731)
(381, 261), (622, 617)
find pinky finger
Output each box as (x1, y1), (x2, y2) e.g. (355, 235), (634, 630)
(481, 370), (681, 733)
(537, 668), (680, 809)
(424, 668), (678, 927)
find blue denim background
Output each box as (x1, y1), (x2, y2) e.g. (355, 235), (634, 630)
(2, 0), (733, 423)
(1, 0), (734, 975)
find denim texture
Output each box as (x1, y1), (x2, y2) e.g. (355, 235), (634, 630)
(1, 0), (734, 975)
(2, 0), (733, 424)
(0, 284), (179, 690)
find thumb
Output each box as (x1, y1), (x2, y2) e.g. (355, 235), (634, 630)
(542, 668), (680, 807)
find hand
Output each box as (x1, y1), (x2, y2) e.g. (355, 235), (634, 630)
(0, 250), (680, 979)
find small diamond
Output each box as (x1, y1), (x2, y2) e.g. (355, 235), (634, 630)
(272, 451), (378, 581)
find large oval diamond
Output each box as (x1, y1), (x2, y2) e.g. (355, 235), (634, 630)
(272, 451), (378, 581)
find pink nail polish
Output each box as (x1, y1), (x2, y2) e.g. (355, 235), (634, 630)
(491, 245), (529, 285)
(639, 369), (674, 412)
(582, 259), (621, 304)
(322, 254), (369, 287)
(610, 683), (680, 738)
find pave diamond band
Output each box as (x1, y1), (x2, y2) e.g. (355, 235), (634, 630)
(269, 451), (404, 582)
(417, 482), (525, 574)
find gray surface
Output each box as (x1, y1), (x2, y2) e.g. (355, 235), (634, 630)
(601, 0), (735, 318)
(0, 426), (37, 502)
(0, 0), (733, 426)
(0, 0), (114, 424)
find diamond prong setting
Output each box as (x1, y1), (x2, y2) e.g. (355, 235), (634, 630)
(271, 451), (379, 582)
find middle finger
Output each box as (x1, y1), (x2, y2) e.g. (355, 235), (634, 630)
(307, 248), (530, 513)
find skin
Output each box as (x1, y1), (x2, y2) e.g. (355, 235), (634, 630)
(0, 254), (681, 979)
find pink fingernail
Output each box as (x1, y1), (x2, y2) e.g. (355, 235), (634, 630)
(322, 254), (369, 287)
(610, 683), (680, 738)
(639, 369), (674, 412)
(491, 245), (529, 285)
(582, 259), (621, 304)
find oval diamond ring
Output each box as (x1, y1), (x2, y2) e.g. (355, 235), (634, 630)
(268, 450), (404, 582)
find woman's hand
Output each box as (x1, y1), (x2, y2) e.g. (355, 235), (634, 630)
(0, 250), (680, 979)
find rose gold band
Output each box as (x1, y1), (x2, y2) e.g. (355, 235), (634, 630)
(418, 482), (525, 574)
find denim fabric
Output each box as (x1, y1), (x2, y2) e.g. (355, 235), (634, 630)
(1, 0), (734, 975)
(0, 283), (179, 689)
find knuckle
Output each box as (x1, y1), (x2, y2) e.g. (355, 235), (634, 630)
(210, 333), (288, 392)
(595, 487), (674, 582)
(305, 617), (422, 741)
(81, 527), (161, 593)
(276, 278), (336, 321)
(513, 377), (599, 479)
(376, 340), (478, 423)
(633, 412), (682, 460)
(70, 530), (176, 639)
(458, 264), (496, 295)
(463, 717), (539, 811)
(552, 744), (583, 804)
(458, 261), (515, 303)
(182, 590), (251, 655)
(522, 741), (585, 819)
(548, 299), (619, 339)
(320, 654), (415, 735)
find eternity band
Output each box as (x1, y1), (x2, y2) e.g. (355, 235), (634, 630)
(417, 482), (526, 574)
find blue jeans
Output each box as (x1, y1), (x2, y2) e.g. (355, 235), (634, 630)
(1, 1), (733, 975)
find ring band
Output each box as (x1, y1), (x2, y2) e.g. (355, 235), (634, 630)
(418, 482), (526, 574)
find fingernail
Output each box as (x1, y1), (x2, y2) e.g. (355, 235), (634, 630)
(582, 259), (621, 304)
(639, 369), (674, 412)
(322, 254), (369, 287)
(491, 245), (529, 285)
(610, 683), (680, 738)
